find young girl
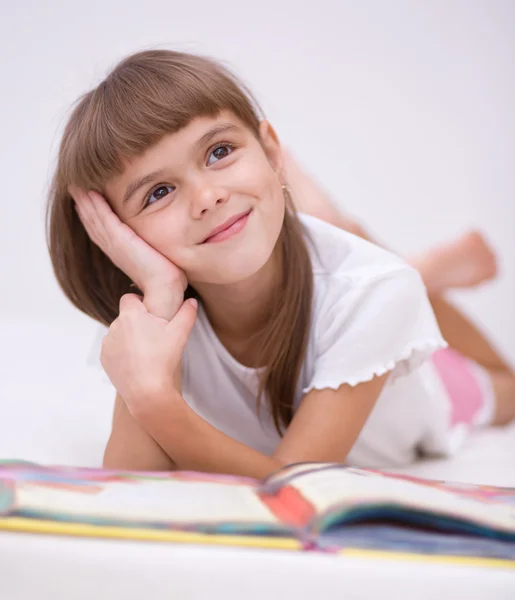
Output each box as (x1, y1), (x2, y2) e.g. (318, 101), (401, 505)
(47, 49), (515, 477)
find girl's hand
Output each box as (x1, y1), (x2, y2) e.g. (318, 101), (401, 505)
(101, 293), (198, 418)
(69, 186), (187, 320)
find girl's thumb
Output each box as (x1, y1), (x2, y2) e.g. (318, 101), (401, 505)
(119, 293), (147, 313)
(166, 298), (198, 350)
(143, 284), (184, 321)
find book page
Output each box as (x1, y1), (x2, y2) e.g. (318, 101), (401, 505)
(9, 477), (285, 531)
(286, 467), (515, 533)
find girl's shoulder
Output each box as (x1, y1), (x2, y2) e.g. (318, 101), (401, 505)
(298, 212), (410, 288)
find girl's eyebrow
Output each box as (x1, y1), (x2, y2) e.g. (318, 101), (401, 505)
(123, 169), (166, 206)
(193, 122), (240, 152)
(122, 122), (241, 207)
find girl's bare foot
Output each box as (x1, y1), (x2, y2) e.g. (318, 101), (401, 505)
(412, 231), (499, 295)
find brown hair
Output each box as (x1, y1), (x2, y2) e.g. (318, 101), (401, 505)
(46, 49), (313, 435)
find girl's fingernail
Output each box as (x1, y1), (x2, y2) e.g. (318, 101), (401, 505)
(188, 299), (198, 309)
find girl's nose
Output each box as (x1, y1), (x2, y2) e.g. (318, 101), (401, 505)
(189, 181), (228, 218)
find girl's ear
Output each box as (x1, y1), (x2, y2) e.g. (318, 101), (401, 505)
(259, 120), (284, 181)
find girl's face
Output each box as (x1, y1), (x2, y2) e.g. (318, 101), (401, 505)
(104, 110), (286, 286)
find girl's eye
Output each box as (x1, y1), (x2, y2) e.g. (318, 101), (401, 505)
(207, 143), (234, 166)
(144, 185), (175, 207)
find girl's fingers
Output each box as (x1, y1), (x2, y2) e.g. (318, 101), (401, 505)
(70, 184), (188, 301)
(88, 190), (145, 258)
(166, 299), (198, 351)
(71, 187), (115, 250)
(88, 190), (120, 244)
(75, 202), (100, 247)
(84, 191), (112, 247)
(144, 283), (185, 321)
(119, 293), (148, 314)
(90, 193), (184, 287)
(70, 186), (106, 247)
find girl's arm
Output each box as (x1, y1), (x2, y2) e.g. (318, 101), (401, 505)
(104, 352), (185, 470)
(71, 187), (187, 471)
(135, 374), (388, 479)
(103, 350), (186, 471)
(103, 393), (177, 470)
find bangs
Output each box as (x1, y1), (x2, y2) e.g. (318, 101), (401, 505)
(59, 51), (262, 192)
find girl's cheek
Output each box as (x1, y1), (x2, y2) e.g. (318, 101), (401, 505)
(135, 220), (184, 262)
(140, 209), (179, 240)
(238, 159), (269, 189)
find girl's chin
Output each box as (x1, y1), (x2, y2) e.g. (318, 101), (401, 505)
(189, 255), (273, 286)
(188, 228), (279, 285)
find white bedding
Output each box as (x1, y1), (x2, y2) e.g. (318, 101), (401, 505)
(0, 315), (513, 599)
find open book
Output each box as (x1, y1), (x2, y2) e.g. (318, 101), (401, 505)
(0, 460), (514, 566)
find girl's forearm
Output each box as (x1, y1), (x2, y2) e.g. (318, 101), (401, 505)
(136, 391), (283, 479)
(104, 393), (177, 471)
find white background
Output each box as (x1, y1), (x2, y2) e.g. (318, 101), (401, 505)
(0, 1), (514, 466)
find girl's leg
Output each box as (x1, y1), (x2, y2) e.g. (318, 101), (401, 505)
(428, 296), (511, 373)
(429, 297), (515, 426)
(409, 231), (498, 296)
(282, 148), (498, 293)
(490, 370), (515, 425)
(283, 147), (515, 426)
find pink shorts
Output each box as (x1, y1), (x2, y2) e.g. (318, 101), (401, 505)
(431, 347), (495, 429)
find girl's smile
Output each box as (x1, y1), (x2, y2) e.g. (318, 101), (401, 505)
(200, 208), (252, 244)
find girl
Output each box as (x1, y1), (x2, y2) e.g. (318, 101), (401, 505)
(47, 50), (515, 477)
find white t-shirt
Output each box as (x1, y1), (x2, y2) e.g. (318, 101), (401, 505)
(90, 213), (451, 468)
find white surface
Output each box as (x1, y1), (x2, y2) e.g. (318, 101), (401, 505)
(391, 423), (515, 486)
(0, 316), (112, 468)
(0, 533), (514, 600)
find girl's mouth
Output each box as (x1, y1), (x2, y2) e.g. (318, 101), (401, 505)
(201, 209), (252, 244)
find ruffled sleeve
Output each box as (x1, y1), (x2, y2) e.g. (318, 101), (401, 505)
(303, 266), (447, 393)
